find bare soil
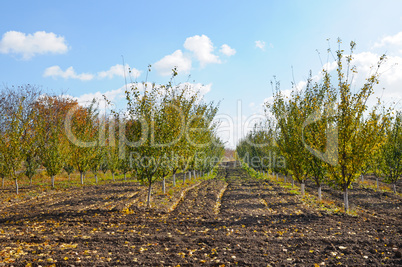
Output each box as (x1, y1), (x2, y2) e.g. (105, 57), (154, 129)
(1, 162), (401, 266)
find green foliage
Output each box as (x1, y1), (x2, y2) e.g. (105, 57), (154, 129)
(380, 111), (402, 191)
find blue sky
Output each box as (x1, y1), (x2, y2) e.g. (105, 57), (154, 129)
(1, 0), (402, 148)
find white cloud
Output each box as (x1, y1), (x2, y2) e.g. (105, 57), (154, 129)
(373, 31), (402, 56)
(76, 87), (125, 106)
(154, 35), (235, 75)
(0, 31), (69, 60)
(374, 31), (402, 48)
(184, 35), (221, 66)
(260, 51), (402, 112)
(44, 64), (142, 81)
(97, 64), (141, 79)
(68, 81), (212, 113)
(43, 66), (94, 81)
(322, 61), (337, 72)
(255, 40), (266, 50)
(220, 44), (236, 56)
(154, 49), (192, 76)
(178, 82), (212, 96)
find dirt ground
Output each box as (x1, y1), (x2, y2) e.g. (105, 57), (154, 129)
(1, 162), (401, 266)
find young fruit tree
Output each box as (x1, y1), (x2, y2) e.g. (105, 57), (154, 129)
(267, 83), (310, 196)
(37, 95), (76, 188)
(323, 40), (390, 211)
(0, 85), (41, 194)
(65, 101), (99, 185)
(380, 111), (402, 193)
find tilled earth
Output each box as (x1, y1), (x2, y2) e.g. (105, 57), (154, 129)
(0, 162), (401, 266)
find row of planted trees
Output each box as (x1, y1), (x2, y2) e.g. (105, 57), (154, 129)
(237, 40), (402, 211)
(0, 71), (224, 207)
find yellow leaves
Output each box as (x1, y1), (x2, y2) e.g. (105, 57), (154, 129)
(64, 257), (69, 260)
(122, 207), (134, 214)
(60, 243), (78, 250)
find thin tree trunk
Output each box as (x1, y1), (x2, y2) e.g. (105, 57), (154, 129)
(112, 173), (115, 181)
(2, 177), (4, 189)
(15, 179), (19, 195)
(291, 178), (294, 188)
(68, 173), (70, 181)
(376, 178), (379, 191)
(189, 171), (191, 180)
(80, 172), (84, 185)
(30, 177), (33, 186)
(393, 183), (397, 194)
(162, 177), (166, 194)
(300, 181), (305, 196)
(124, 173), (127, 181)
(318, 185), (322, 202)
(173, 173), (176, 187)
(183, 172), (186, 184)
(284, 176), (287, 184)
(193, 170), (196, 179)
(51, 175), (55, 188)
(343, 186), (349, 212)
(95, 174), (98, 184)
(361, 175), (364, 182)
(147, 183), (152, 208)
(276, 173), (278, 181)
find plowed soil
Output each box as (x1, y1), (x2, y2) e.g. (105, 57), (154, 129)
(1, 162), (401, 266)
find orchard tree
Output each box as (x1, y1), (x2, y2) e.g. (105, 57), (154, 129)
(267, 82), (310, 196)
(323, 40), (389, 211)
(380, 111), (402, 193)
(64, 164), (74, 181)
(124, 82), (168, 207)
(0, 153), (6, 188)
(37, 95), (76, 188)
(65, 101), (99, 185)
(25, 154), (40, 186)
(301, 73), (333, 201)
(121, 70), (222, 207)
(0, 85), (41, 194)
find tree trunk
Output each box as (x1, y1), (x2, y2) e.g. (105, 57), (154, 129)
(361, 174), (364, 182)
(15, 179), (19, 195)
(124, 173), (127, 181)
(183, 172), (186, 184)
(95, 174), (98, 184)
(80, 172), (84, 185)
(162, 176), (166, 194)
(276, 173), (278, 181)
(343, 186), (349, 212)
(2, 177), (4, 189)
(147, 183), (152, 208)
(376, 178), (379, 191)
(284, 176), (287, 184)
(189, 171), (191, 180)
(193, 170), (196, 179)
(393, 183), (397, 194)
(51, 175), (55, 188)
(291, 178), (294, 188)
(112, 173), (115, 181)
(30, 177), (33, 186)
(301, 181), (305, 196)
(173, 173), (176, 187)
(318, 185), (322, 202)
(68, 173), (70, 181)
